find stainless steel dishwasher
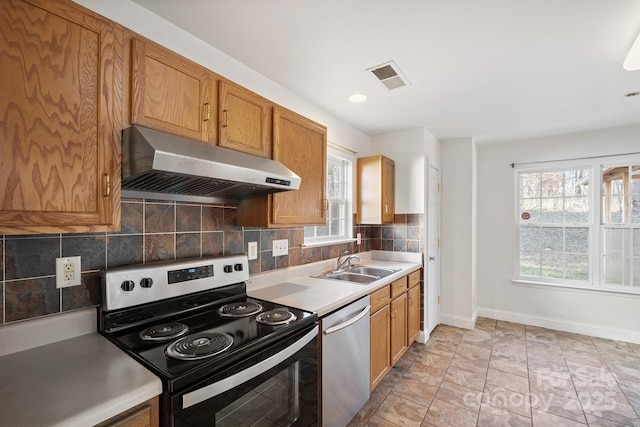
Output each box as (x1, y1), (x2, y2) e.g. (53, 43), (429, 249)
(321, 295), (371, 427)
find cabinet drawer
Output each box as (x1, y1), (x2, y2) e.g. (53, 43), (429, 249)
(370, 285), (390, 313)
(408, 270), (421, 288)
(390, 277), (408, 299)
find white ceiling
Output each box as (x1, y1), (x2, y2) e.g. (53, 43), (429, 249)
(133, 0), (640, 144)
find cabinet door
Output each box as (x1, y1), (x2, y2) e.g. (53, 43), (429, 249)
(370, 305), (390, 391)
(407, 284), (421, 345)
(218, 80), (270, 157)
(272, 106), (326, 225)
(390, 293), (408, 365)
(131, 37), (215, 143)
(356, 155), (395, 224)
(382, 156), (395, 223)
(0, 0), (122, 234)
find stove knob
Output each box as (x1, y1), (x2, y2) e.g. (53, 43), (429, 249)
(140, 277), (153, 288)
(120, 280), (135, 292)
(234, 263), (244, 271)
(223, 265), (233, 273)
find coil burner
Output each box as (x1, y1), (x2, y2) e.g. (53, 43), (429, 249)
(139, 322), (189, 342)
(217, 301), (263, 318)
(256, 309), (297, 326)
(165, 332), (234, 361)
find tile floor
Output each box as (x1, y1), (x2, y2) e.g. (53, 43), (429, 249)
(348, 318), (640, 427)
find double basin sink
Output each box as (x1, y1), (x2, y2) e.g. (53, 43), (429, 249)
(312, 265), (400, 285)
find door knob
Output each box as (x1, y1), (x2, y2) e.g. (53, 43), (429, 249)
(429, 256), (436, 261)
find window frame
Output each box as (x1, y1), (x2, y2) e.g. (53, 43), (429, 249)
(513, 154), (640, 295)
(303, 148), (355, 247)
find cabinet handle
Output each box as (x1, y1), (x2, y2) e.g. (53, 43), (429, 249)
(222, 109), (228, 127)
(103, 173), (111, 197)
(323, 199), (328, 210)
(384, 204), (388, 213)
(408, 297), (413, 306)
(204, 103), (211, 122)
(391, 309), (397, 319)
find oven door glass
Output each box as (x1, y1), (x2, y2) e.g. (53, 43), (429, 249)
(170, 326), (318, 427)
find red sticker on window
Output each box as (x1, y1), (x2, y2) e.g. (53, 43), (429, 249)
(521, 212), (531, 220)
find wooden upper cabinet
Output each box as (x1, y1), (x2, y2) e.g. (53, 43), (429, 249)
(236, 106), (327, 227)
(356, 155), (395, 224)
(130, 37), (216, 143)
(218, 80), (271, 157)
(0, 0), (123, 234)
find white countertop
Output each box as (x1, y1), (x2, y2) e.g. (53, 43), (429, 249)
(0, 332), (162, 427)
(248, 252), (422, 317)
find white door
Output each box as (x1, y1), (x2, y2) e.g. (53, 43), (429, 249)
(427, 164), (441, 333)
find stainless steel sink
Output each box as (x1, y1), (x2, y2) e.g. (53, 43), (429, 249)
(312, 265), (400, 284)
(348, 266), (399, 277)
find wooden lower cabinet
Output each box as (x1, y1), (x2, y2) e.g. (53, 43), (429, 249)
(390, 292), (408, 365)
(96, 396), (159, 427)
(407, 283), (421, 345)
(369, 269), (422, 391)
(369, 285), (391, 391)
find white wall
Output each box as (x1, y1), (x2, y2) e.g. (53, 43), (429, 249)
(440, 138), (477, 328)
(370, 127), (440, 213)
(477, 124), (640, 343)
(73, 0), (371, 154)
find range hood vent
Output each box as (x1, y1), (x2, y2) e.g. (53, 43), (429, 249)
(121, 125), (301, 203)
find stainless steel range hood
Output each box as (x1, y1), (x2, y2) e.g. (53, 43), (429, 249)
(121, 125), (301, 203)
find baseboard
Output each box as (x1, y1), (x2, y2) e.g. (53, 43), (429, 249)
(440, 313), (477, 330)
(478, 307), (640, 344)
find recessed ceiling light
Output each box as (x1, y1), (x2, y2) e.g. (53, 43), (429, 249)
(348, 93), (368, 103)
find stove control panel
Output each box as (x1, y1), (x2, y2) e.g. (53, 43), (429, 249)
(101, 255), (250, 311)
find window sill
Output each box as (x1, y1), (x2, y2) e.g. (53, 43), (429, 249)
(303, 237), (356, 248)
(512, 279), (640, 297)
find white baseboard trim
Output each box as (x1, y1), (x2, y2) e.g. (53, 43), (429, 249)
(416, 331), (429, 344)
(440, 313), (477, 330)
(478, 307), (640, 344)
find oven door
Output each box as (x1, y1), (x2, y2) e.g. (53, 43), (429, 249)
(167, 325), (318, 427)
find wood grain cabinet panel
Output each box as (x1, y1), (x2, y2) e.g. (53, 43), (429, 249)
(131, 37), (215, 143)
(356, 155), (395, 224)
(236, 105), (327, 227)
(218, 80), (270, 157)
(369, 304), (390, 392)
(96, 396), (159, 427)
(407, 283), (421, 345)
(0, 0), (122, 234)
(390, 292), (408, 365)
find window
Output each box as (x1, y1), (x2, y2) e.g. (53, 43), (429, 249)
(304, 153), (353, 245)
(515, 156), (640, 293)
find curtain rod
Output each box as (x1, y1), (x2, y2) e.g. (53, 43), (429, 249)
(510, 151), (640, 168)
(328, 141), (358, 156)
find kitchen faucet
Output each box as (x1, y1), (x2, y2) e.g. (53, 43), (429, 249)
(336, 251), (360, 271)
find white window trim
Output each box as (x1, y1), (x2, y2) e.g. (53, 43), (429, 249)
(513, 154), (640, 295)
(303, 146), (355, 246)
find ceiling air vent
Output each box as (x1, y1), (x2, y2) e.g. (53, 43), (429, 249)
(367, 60), (410, 90)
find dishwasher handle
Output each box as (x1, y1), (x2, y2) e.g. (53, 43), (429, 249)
(323, 305), (370, 335)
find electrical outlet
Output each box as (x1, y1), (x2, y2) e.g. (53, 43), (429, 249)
(356, 233), (362, 245)
(248, 241), (258, 260)
(56, 256), (81, 288)
(272, 239), (288, 257)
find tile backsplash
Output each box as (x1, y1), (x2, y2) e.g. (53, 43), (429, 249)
(0, 198), (424, 325)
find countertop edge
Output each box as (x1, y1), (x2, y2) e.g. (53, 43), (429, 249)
(0, 332), (162, 427)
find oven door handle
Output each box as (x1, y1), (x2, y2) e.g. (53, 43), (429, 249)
(182, 325), (318, 409)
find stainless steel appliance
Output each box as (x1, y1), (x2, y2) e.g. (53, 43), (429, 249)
(321, 296), (370, 427)
(121, 125), (301, 204)
(99, 255), (318, 427)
